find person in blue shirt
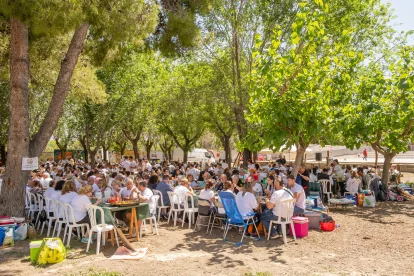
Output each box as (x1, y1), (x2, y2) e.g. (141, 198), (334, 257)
(155, 174), (173, 206)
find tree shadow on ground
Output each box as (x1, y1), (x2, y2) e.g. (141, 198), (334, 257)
(161, 221), (289, 266)
(329, 201), (414, 225)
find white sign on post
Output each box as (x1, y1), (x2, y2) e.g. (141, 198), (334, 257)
(22, 157), (39, 170)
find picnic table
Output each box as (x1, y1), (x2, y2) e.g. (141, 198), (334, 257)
(99, 203), (150, 241)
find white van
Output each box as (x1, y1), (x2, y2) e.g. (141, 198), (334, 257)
(173, 148), (212, 164)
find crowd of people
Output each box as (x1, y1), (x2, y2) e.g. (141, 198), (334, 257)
(13, 154), (400, 241)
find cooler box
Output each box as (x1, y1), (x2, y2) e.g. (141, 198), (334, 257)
(30, 240), (43, 262)
(289, 217), (308, 238)
(304, 210), (320, 229)
(0, 217), (15, 226)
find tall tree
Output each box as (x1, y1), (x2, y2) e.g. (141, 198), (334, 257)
(249, 0), (392, 176)
(0, 0), (159, 216)
(157, 61), (209, 162)
(339, 44), (414, 185)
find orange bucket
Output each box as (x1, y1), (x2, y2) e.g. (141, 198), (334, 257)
(357, 194), (365, 206)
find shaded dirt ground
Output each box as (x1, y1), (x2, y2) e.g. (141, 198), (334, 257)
(1, 201), (414, 276)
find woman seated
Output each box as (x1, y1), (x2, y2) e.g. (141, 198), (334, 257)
(231, 175), (241, 194)
(235, 181), (259, 219)
(199, 180), (216, 206)
(265, 175), (276, 197)
(70, 185), (102, 243)
(148, 174), (159, 190)
(187, 174), (199, 190)
(59, 180), (78, 203)
(50, 180), (65, 201)
(345, 171), (362, 194)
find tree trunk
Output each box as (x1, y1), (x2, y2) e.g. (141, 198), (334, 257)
(0, 17), (30, 217)
(292, 143), (306, 177)
(375, 149), (378, 168)
(79, 137), (89, 163)
(382, 152), (396, 187)
(0, 144), (6, 165)
(243, 148), (251, 169)
(168, 148), (173, 162)
(146, 144), (153, 160)
(132, 141), (139, 160)
(183, 149), (188, 163)
(89, 150), (97, 168)
(253, 151), (258, 163)
(223, 135), (231, 165)
(103, 148), (108, 161)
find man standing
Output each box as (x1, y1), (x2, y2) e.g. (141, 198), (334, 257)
(287, 175), (306, 216)
(296, 164), (310, 196)
(260, 178), (293, 239)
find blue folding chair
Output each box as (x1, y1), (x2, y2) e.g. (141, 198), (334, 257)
(218, 191), (260, 246)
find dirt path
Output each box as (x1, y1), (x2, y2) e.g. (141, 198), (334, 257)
(1, 201), (414, 276)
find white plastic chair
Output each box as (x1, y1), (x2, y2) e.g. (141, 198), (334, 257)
(40, 197), (57, 237)
(86, 205), (119, 255)
(35, 193), (46, 229)
(140, 195), (159, 237)
(182, 194), (198, 229)
(267, 198), (296, 244)
(52, 200), (66, 238)
(153, 189), (170, 222)
(344, 178), (360, 197)
(319, 180), (333, 202)
(27, 193), (39, 222)
(25, 192), (30, 217)
(167, 191), (184, 226)
(62, 203), (90, 247)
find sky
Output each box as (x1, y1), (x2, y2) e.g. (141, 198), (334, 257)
(387, 0), (414, 33)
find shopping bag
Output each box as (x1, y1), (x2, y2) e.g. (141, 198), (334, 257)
(35, 238), (66, 265)
(1, 227), (15, 247)
(27, 223), (37, 238)
(363, 195), (376, 208)
(15, 223), (28, 240)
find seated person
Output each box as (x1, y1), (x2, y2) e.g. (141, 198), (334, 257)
(156, 174), (174, 206)
(216, 174), (228, 192)
(120, 178), (138, 200)
(345, 171), (362, 194)
(287, 175), (305, 216)
(187, 174), (200, 190)
(70, 185), (102, 243)
(250, 176), (264, 196)
(235, 181), (258, 219)
(174, 178), (194, 205)
(110, 180), (122, 197)
(265, 175), (276, 197)
(317, 168), (330, 181)
(136, 181), (155, 228)
(199, 179), (216, 207)
(260, 178), (293, 238)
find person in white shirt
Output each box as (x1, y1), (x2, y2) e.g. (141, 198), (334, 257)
(235, 181), (258, 219)
(122, 158), (131, 171)
(331, 159), (344, 178)
(41, 173), (53, 189)
(136, 180), (154, 214)
(129, 158), (137, 170)
(174, 178), (194, 205)
(44, 180), (56, 199)
(199, 180), (216, 207)
(261, 178), (293, 238)
(58, 181), (78, 218)
(70, 185), (102, 243)
(287, 175), (305, 215)
(120, 178), (138, 200)
(250, 176), (264, 196)
(346, 171), (362, 194)
(110, 180), (122, 197)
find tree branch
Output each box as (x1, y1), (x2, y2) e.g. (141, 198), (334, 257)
(29, 22), (90, 156)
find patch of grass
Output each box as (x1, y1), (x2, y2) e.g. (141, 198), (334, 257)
(66, 267), (123, 276)
(245, 272), (272, 276)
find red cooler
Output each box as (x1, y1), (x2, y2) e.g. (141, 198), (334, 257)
(289, 217), (309, 238)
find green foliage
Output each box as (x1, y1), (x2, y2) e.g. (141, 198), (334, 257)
(157, 59), (212, 156)
(250, 0), (364, 153)
(339, 45), (414, 154)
